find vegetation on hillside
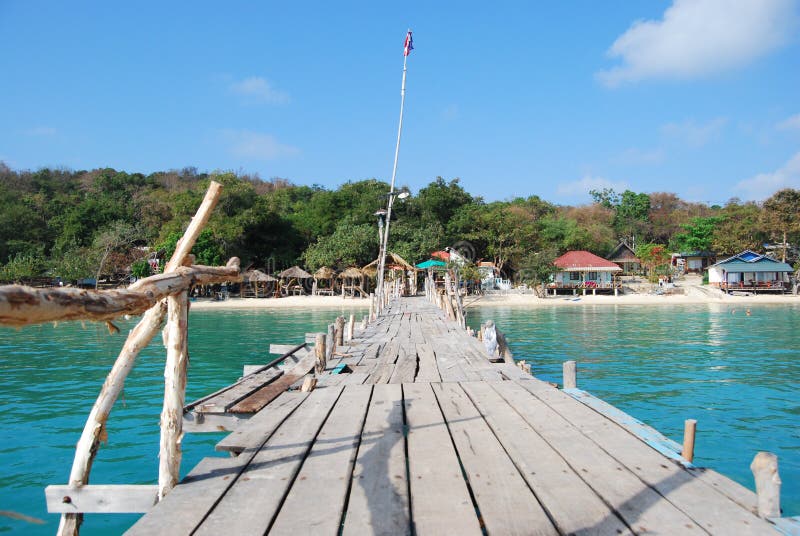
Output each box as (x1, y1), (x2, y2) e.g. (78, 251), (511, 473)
(1, 162), (798, 284)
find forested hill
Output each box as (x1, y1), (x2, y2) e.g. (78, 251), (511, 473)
(0, 163), (798, 283)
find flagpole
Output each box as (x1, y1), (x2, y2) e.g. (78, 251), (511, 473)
(376, 31), (411, 311)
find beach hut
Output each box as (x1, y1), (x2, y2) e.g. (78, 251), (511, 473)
(606, 241), (641, 275)
(363, 252), (417, 296)
(708, 250), (793, 293)
(312, 266), (336, 296)
(278, 266), (313, 296)
(551, 250), (622, 295)
(674, 250), (716, 274)
(242, 269), (277, 298)
(339, 266), (366, 298)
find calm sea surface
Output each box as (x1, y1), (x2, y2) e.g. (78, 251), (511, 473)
(0, 302), (797, 534)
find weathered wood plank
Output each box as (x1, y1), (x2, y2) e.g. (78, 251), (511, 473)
(343, 384), (410, 535)
(402, 382), (482, 536)
(46, 485), (157, 514)
(182, 411), (250, 433)
(215, 391), (308, 454)
(493, 380), (703, 533)
(193, 385), (345, 535)
(414, 343), (440, 382)
(228, 350), (316, 413)
(516, 381), (775, 535)
(462, 381), (633, 535)
(432, 382), (557, 535)
(271, 385), (372, 533)
(389, 345), (417, 384)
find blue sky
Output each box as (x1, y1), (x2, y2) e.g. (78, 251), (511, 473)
(1, 1), (799, 206)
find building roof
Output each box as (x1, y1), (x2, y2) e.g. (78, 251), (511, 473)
(554, 251), (622, 272)
(415, 259), (447, 269)
(710, 250), (793, 273)
(431, 250), (450, 261)
(278, 266), (313, 279)
(606, 242), (640, 263)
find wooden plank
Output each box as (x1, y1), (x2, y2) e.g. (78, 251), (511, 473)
(126, 456), (249, 535)
(269, 343), (300, 354)
(516, 381), (775, 535)
(215, 368), (284, 411)
(271, 385), (372, 533)
(492, 380), (704, 533)
(389, 345), (417, 383)
(228, 350), (316, 413)
(461, 381), (633, 535)
(182, 411), (250, 433)
(402, 382), (482, 536)
(193, 385), (345, 535)
(215, 391), (308, 454)
(369, 363), (395, 384)
(183, 367), (283, 413)
(45, 485), (157, 513)
(432, 382), (557, 535)
(564, 387), (686, 465)
(342, 384), (410, 535)
(414, 343), (440, 382)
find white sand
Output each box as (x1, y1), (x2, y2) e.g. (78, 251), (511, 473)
(189, 289), (798, 311)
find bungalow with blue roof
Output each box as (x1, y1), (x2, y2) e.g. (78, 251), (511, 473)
(707, 250), (793, 294)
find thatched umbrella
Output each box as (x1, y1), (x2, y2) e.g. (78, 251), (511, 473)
(338, 266), (365, 298)
(278, 266), (313, 296)
(362, 252), (417, 296)
(313, 266), (336, 295)
(242, 269), (276, 298)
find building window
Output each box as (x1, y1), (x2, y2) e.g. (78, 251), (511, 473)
(587, 271), (598, 280)
(569, 272), (580, 281)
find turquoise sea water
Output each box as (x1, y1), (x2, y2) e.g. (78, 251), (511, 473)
(0, 303), (797, 534)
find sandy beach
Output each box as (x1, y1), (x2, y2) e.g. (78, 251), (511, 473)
(189, 289), (799, 311)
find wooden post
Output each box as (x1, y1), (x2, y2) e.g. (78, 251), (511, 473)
(326, 323), (335, 361)
(563, 360), (577, 389)
(300, 376), (317, 392)
(369, 292), (375, 321)
(335, 315), (345, 346)
(158, 290), (189, 500)
(751, 452), (781, 518)
(681, 419), (697, 463)
(346, 314), (355, 342)
(360, 315), (368, 330)
(314, 333), (326, 374)
(56, 182), (224, 536)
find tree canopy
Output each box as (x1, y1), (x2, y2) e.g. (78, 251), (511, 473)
(1, 162), (798, 283)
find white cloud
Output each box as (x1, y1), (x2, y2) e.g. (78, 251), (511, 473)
(25, 126), (57, 136)
(556, 175), (629, 198)
(776, 113), (800, 130)
(222, 130), (300, 160)
(614, 147), (665, 165)
(734, 152), (800, 200)
(662, 117), (727, 147)
(597, 0), (797, 87)
(230, 76), (289, 104)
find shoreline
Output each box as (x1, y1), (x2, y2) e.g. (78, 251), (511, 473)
(188, 292), (799, 311)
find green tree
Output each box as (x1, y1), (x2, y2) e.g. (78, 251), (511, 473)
(762, 188), (800, 262)
(635, 243), (671, 282)
(518, 248), (559, 297)
(670, 216), (725, 252)
(302, 223), (377, 271)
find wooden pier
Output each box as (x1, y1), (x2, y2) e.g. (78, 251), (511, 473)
(126, 296), (777, 535)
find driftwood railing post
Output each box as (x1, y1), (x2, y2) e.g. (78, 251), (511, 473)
(158, 290), (189, 499)
(681, 419), (697, 463)
(55, 181), (224, 536)
(314, 333), (326, 374)
(751, 452), (781, 518)
(563, 360), (577, 389)
(346, 314), (355, 342)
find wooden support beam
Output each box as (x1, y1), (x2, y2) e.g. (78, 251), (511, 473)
(46, 485), (158, 514)
(314, 333), (326, 374)
(182, 411), (251, 433)
(346, 314), (355, 342)
(335, 316), (345, 346)
(682, 419), (697, 463)
(158, 290), (189, 500)
(563, 360), (577, 389)
(750, 452), (781, 518)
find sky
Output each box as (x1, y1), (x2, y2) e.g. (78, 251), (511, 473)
(1, 0), (799, 206)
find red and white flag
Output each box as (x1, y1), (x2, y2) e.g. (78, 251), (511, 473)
(403, 30), (413, 56)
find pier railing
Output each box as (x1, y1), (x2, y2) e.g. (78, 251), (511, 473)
(0, 181), (242, 536)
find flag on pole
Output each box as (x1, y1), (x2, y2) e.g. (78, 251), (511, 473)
(403, 30), (413, 56)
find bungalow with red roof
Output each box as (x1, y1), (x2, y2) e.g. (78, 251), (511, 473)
(550, 250), (622, 296)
